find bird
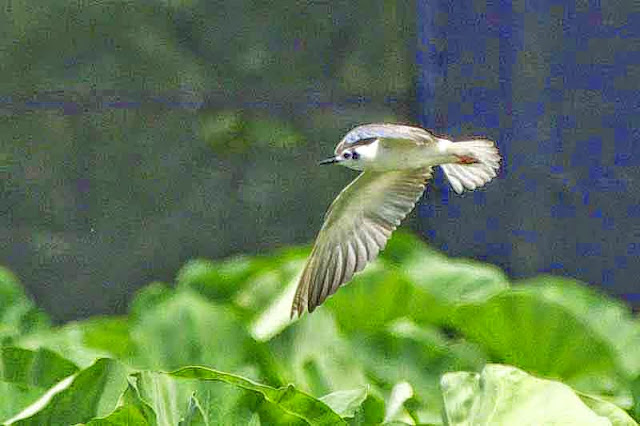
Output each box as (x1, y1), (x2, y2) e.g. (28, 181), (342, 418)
(290, 123), (501, 318)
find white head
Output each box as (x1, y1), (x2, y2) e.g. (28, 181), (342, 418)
(319, 139), (379, 171)
(319, 123), (428, 171)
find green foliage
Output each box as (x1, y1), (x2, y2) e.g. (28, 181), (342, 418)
(441, 364), (636, 426)
(1, 233), (638, 424)
(0, 268), (50, 343)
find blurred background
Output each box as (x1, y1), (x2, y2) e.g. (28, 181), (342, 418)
(1, 0), (638, 322)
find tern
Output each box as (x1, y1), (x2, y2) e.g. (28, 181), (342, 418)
(291, 123), (501, 317)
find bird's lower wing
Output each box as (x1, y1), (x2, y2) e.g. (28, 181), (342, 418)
(291, 168), (432, 317)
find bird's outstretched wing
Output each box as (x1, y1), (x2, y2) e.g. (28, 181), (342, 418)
(291, 168), (432, 317)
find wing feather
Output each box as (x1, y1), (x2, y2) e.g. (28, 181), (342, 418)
(291, 168), (432, 316)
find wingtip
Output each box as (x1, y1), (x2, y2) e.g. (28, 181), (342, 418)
(290, 294), (307, 319)
(289, 306), (302, 319)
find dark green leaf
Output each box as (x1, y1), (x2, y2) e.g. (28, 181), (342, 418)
(0, 267), (50, 342)
(86, 405), (152, 426)
(171, 366), (346, 425)
(15, 317), (135, 368)
(0, 346), (78, 388)
(0, 347), (78, 422)
(11, 358), (129, 425)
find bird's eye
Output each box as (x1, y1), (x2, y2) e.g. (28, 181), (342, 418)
(351, 151), (360, 160)
(343, 152), (351, 159)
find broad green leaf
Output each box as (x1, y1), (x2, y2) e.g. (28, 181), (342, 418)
(170, 366), (346, 425)
(80, 317), (137, 362)
(15, 317), (135, 368)
(0, 383), (46, 423)
(128, 370), (255, 426)
(441, 364), (634, 426)
(349, 319), (485, 424)
(517, 276), (640, 378)
(130, 288), (257, 371)
(325, 262), (414, 335)
(0, 267), (50, 342)
(0, 347), (79, 422)
(401, 246), (509, 326)
(632, 376), (640, 422)
(268, 310), (368, 396)
(382, 382), (414, 424)
(178, 247), (307, 313)
(10, 358), (129, 425)
(578, 392), (638, 426)
(129, 282), (175, 320)
(380, 231), (435, 266)
(176, 257), (261, 302)
(319, 387), (385, 425)
(178, 394), (208, 426)
(319, 388), (367, 418)
(0, 346), (78, 388)
(85, 405), (151, 426)
(451, 290), (619, 380)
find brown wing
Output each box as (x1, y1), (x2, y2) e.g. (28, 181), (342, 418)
(291, 168), (432, 317)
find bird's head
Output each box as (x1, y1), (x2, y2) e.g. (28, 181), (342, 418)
(319, 123), (428, 171)
(319, 141), (378, 170)
(319, 124), (390, 170)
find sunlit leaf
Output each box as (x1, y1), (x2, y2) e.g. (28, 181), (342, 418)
(578, 392), (639, 426)
(0, 347), (79, 422)
(441, 364), (635, 426)
(0, 346), (78, 388)
(9, 358), (129, 425)
(383, 382), (413, 424)
(319, 388), (368, 418)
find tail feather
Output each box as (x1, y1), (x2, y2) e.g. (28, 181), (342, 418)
(439, 139), (500, 194)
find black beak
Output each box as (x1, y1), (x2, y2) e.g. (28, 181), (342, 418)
(318, 157), (338, 165)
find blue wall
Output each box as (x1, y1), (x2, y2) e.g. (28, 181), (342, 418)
(416, 0), (640, 306)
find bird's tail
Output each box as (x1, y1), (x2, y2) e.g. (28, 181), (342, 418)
(439, 138), (501, 194)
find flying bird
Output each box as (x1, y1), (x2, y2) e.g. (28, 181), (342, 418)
(291, 123), (500, 317)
